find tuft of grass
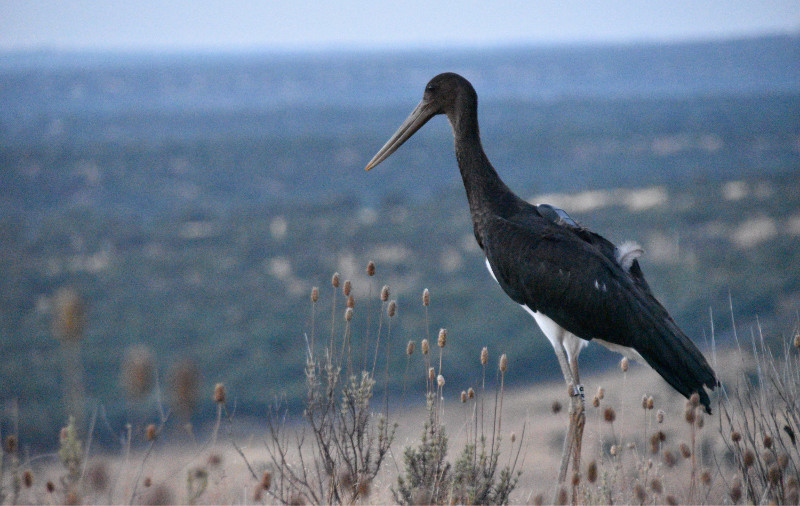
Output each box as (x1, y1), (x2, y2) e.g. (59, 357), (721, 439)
(394, 341), (522, 505)
(394, 393), (452, 505)
(719, 328), (800, 505)
(9, 277), (800, 505)
(260, 267), (396, 504)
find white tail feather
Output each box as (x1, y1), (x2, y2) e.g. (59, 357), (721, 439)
(616, 241), (644, 271)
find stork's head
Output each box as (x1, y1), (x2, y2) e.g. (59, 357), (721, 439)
(365, 72), (476, 171)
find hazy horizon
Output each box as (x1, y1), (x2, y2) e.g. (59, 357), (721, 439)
(2, 0), (798, 53)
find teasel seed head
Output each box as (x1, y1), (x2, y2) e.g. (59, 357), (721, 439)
(143, 477), (151, 487)
(689, 392), (700, 408)
(700, 469), (712, 486)
(23, 469), (33, 488)
(650, 477), (663, 494)
(387, 300), (397, 317)
(468, 387), (475, 399)
(679, 442), (691, 459)
(343, 279), (351, 296)
(793, 331), (800, 349)
(657, 409), (665, 424)
(610, 444), (618, 456)
(729, 480), (742, 503)
(666, 494), (678, 506)
(213, 382), (226, 404)
(339, 470), (355, 493)
(171, 359), (200, 419)
(380, 285), (389, 302)
(428, 367), (435, 382)
(480, 346), (488, 365)
(511, 432), (516, 443)
(145, 424), (157, 442)
(357, 478), (372, 499)
(592, 395), (600, 408)
(743, 449), (755, 468)
(663, 449), (676, 467)
(551, 401), (562, 414)
(422, 288), (430, 306)
(603, 407), (616, 423)
(5, 435), (18, 454)
(261, 471), (272, 490)
(763, 434), (773, 448)
(345, 307), (354, 322)
(437, 328), (447, 348)
(52, 287), (86, 343)
(684, 405), (696, 424)
(571, 472), (580, 487)
(421, 339), (430, 355)
(642, 395), (648, 409)
(620, 356), (629, 372)
(587, 460), (598, 483)
(597, 386), (605, 399)
(437, 374), (445, 388)
(121, 344), (155, 399)
(646, 396), (654, 410)
(310, 286), (319, 303)
(406, 340), (415, 355)
(650, 433), (661, 454)
(347, 295), (355, 309)
(731, 430), (741, 443)
(86, 462), (109, 493)
(332, 272), (340, 288)
(499, 353), (508, 373)
(366, 261), (375, 277)
(46, 481), (55, 493)
(768, 464), (782, 485)
(461, 391), (467, 403)
(634, 483), (647, 504)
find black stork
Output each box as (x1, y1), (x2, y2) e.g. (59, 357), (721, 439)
(365, 72), (718, 485)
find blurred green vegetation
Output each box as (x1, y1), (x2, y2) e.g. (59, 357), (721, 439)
(1, 38), (799, 449)
(2, 168), (799, 449)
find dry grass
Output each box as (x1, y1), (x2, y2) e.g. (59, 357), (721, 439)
(2, 272), (799, 505)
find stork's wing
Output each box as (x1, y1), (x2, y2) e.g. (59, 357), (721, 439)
(535, 203), (654, 295)
(482, 214), (717, 410)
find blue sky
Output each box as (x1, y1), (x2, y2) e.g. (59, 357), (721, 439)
(1, 0), (798, 52)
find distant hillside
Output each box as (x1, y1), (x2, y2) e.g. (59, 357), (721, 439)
(2, 172), (799, 449)
(1, 36), (799, 449)
(2, 35), (799, 214)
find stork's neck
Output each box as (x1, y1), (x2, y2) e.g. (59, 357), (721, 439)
(449, 104), (520, 236)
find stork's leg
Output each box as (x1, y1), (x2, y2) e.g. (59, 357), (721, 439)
(552, 343), (578, 484)
(569, 354), (586, 504)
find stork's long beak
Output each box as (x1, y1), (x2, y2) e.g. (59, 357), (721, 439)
(365, 100), (436, 171)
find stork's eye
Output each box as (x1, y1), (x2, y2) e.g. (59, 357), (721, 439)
(425, 83), (437, 93)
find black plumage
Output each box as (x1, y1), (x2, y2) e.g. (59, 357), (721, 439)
(365, 72), (717, 411)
